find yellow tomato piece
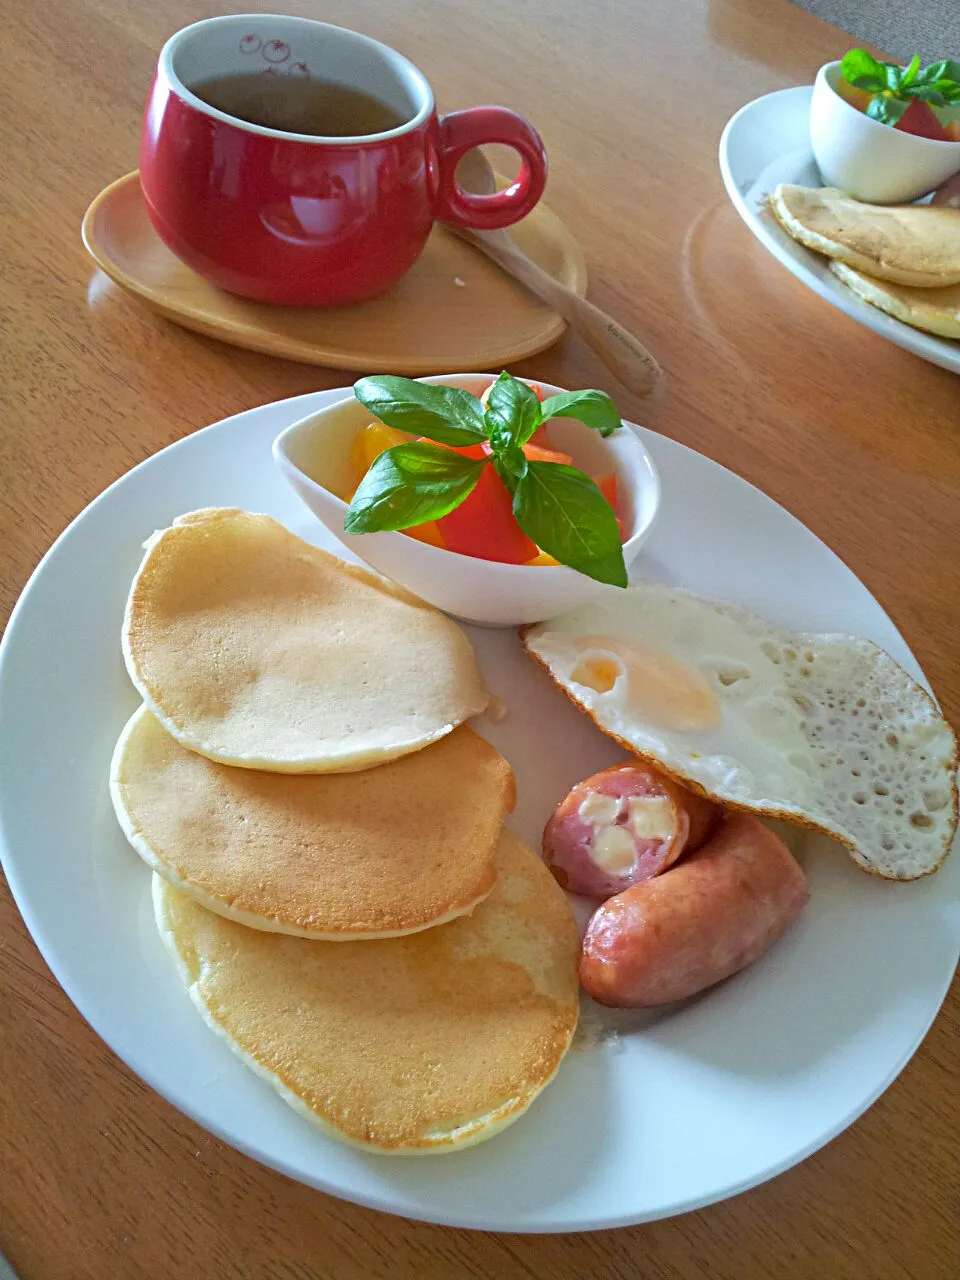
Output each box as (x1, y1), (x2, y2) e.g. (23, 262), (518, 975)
(836, 79), (874, 114)
(403, 522), (445, 548)
(350, 422), (410, 485)
(526, 551), (560, 566)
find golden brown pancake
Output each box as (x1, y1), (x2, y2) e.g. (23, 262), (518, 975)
(770, 184), (960, 287)
(153, 829), (580, 1153)
(112, 705), (514, 938)
(122, 508), (489, 773)
(830, 262), (960, 339)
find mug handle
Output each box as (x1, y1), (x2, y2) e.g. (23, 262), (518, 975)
(435, 107), (547, 231)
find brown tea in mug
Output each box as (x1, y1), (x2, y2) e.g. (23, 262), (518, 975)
(191, 73), (407, 136)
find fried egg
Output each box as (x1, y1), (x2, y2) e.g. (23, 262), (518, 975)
(522, 584), (958, 880)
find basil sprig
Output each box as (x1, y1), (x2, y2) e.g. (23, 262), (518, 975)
(344, 374), (628, 587)
(343, 443), (485, 532)
(840, 49), (960, 125)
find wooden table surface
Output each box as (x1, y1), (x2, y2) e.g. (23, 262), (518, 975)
(1, 1), (958, 1276)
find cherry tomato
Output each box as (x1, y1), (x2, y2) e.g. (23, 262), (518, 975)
(420, 438), (533, 563)
(351, 422), (409, 483)
(436, 464), (537, 563)
(403, 522), (445, 547)
(835, 79), (874, 114)
(894, 99), (951, 141)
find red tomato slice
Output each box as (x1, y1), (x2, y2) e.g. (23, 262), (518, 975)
(894, 99), (951, 141)
(436, 464), (537, 563)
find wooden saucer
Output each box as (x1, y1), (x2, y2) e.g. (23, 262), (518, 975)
(81, 172), (586, 371)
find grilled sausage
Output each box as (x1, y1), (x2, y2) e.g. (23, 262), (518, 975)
(580, 812), (809, 1006)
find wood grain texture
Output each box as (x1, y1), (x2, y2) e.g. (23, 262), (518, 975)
(1, 1), (957, 1277)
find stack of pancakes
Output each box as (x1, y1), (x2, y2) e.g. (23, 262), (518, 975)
(110, 508), (579, 1154)
(770, 184), (960, 339)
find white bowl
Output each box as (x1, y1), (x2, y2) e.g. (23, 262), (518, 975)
(273, 373), (660, 626)
(810, 61), (960, 204)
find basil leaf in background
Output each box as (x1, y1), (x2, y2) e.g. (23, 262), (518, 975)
(883, 62), (904, 92)
(539, 389), (622, 437)
(866, 94), (904, 124)
(916, 59), (960, 86)
(343, 443), (485, 532)
(907, 86), (946, 106)
(484, 371), (543, 452)
(513, 461), (627, 588)
(900, 54), (921, 88)
(354, 376), (487, 445)
(841, 48), (886, 91)
(914, 59), (948, 85)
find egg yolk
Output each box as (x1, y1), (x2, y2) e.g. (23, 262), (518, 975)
(571, 636), (721, 731)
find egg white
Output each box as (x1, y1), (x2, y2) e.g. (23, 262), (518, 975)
(523, 584), (958, 880)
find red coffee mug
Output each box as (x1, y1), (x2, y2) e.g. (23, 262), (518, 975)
(140, 15), (547, 306)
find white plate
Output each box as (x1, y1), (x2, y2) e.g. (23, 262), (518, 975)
(1, 390), (957, 1232)
(719, 86), (960, 376)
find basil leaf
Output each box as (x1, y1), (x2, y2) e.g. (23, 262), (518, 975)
(539, 389), (622, 438)
(907, 86), (946, 106)
(848, 74), (886, 91)
(915, 60), (948, 85)
(484, 371), (543, 452)
(841, 49), (886, 91)
(916, 59), (960, 86)
(513, 461), (627, 587)
(866, 94), (904, 124)
(354, 376), (487, 446)
(900, 54), (921, 88)
(883, 62), (903, 92)
(343, 443), (485, 533)
(492, 444), (529, 492)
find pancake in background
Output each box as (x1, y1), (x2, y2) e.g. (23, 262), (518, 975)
(153, 829), (580, 1154)
(830, 262), (960, 339)
(522, 583), (958, 880)
(769, 184), (960, 287)
(112, 705), (514, 938)
(123, 508), (488, 773)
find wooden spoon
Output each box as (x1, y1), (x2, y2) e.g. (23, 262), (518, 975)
(448, 150), (663, 399)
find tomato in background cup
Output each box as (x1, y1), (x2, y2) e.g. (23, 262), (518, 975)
(140, 14), (547, 306)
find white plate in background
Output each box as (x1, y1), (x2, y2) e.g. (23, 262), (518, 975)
(719, 86), (960, 376)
